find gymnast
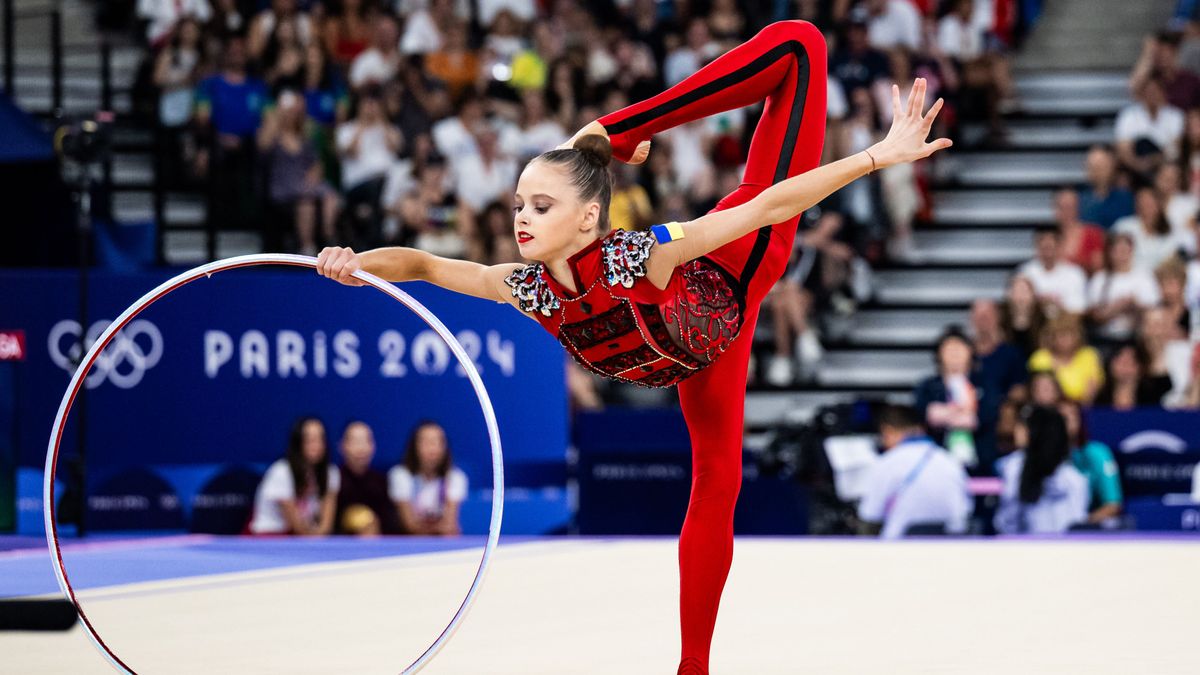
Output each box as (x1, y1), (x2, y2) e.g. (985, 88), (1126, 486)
(317, 20), (950, 674)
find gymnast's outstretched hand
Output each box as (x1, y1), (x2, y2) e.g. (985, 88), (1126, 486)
(866, 77), (953, 169)
(557, 120), (652, 165)
(316, 246), (367, 287)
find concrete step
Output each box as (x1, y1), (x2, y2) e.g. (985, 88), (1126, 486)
(12, 90), (132, 114)
(840, 309), (968, 347)
(815, 350), (934, 389)
(874, 269), (1010, 307)
(112, 153), (154, 186)
(988, 120), (1115, 150)
(910, 229), (1031, 265)
(745, 390), (913, 427)
(932, 189), (1054, 226)
(113, 191), (205, 226)
(163, 231), (262, 266)
(936, 151), (1086, 188)
(1014, 72), (1128, 97)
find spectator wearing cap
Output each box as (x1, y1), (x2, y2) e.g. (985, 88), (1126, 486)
(349, 14), (401, 91)
(1028, 315), (1104, 404)
(1078, 145), (1135, 230)
(994, 406), (1089, 535)
(1086, 232), (1160, 344)
(915, 328), (999, 473)
(1114, 78), (1184, 184)
(857, 405), (973, 539)
(1131, 31), (1200, 111)
(1017, 227), (1088, 316)
(1053, 188), (1106, 275)
(1113, 188), (1187, 274)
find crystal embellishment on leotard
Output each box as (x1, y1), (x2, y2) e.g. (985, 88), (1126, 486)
(600, 229), (655, 289)
(503, 263), (560, 317)
(663, 260), (741, 361)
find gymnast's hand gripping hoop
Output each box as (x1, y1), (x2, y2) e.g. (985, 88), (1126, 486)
(43, 254), (505, 674)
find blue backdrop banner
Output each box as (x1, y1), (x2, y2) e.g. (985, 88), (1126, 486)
(1085, 408), (1200, 497)
(0, 267), (568, 534)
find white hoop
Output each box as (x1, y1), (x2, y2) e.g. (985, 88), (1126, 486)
(42, 254), (505, 674)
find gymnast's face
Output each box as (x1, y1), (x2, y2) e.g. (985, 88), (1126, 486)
(513, 161), (602, 262)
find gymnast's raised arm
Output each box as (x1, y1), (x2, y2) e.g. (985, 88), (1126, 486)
(643, 79), (951, 285)
(315, 245), (525, 310)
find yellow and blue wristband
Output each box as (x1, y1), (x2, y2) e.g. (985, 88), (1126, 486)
(650, 221), (685, 245)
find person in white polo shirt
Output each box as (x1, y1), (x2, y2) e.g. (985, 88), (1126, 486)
(994, 406), (1089, 534)
(858, 405), (973, 539)
(1017, 227), (1088, 315)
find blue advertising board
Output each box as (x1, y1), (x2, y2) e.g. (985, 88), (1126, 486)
(0, 267), (568, 534)
(1085, 409), (1200, 499)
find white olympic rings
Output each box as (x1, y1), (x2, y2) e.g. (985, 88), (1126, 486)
(43, 254), (505, 674)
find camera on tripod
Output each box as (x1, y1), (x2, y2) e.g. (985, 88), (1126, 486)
(54, 113), (113, 166)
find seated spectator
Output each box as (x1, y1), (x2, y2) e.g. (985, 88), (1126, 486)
(335, 420), (402, 535)
(1140, 306), (1194, 407)
(831, 14), (891, 98)
(258, 90), (340, 255)
(664, 18), (720, 87)
(1092, 342), (1171, 409)
(1156, 257), (1192, 334)
(609, 163), (653, 232)
(321, 0), (371, 69)
(390, 420), (468, 536)
(1017, 227), (1088, 316)
(1028, 315), (1105, 404)
(1000, 274), (1048, 357)
(1113, 188), (1186, 273)
(390, 155), (466, 257)
(507, 89), (566, 163)
(337, 88), (401, 248)
(1087, 233), (1160, 344)
(1131, 31), (1200, 112)
(994, 406), (1089, 534)
(138, 0), (212, 49)
(249, 416), (339, 535)
(970, 298), (1026, 400)
(303, 43), (350, 128)
(937, 0), (1013, 129)
(261, 16), (307, 91)
(1029, 370), (1065, 407)
(432, 92), (485, 167)
(425, 20), (480, 99)
(857, 404), (972, 539)
(1114, 78), (1184, 184)
(1180, 108), (1200, 196)
(453, 127), (516, 218)
(349, 14), (401, 91)
(864, 0), (922, 53)
(1053, 188), (1106, 274)
(1058, 400), (1124, 524)
(1078, 145), (1135, 229)
(248, 0), (314, 64)
(914, 328), (998, 473)
(1154, 164), (1198, 251)
(401, 0), (453, 56)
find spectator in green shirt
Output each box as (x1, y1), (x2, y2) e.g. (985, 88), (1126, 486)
(1059, 400), (1123, 524)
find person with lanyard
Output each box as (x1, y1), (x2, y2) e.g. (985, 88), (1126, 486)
(857, 405), (973, 539)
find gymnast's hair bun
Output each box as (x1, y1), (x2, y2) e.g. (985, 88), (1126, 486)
(573, 134), (613, 169)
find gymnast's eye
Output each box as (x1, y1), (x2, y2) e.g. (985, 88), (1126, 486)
(512, 204), (523, 214)
(534, 206), (549, 214)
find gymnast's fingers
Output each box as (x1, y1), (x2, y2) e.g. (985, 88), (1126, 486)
(923, 98), (944, 128)
(891, 84), (902, 121)
(316, 247), (333, 277)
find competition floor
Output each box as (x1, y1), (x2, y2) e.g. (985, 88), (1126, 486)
(2, 534), (1198, 674)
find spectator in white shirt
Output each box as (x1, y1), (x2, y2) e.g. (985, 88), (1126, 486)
(247, 0), (314, 63)
(453, 127), (517, 214)
(663, 18), (722, 87)
(349, 15), (402, 91)
(1115, 77), (1184, 182)
(337, 88), (402, 246)
(138, 0), (212, 48)
(865, 0), (922, 52)
(506, 89), (567, 162)
(1154, 163), (1199, 253)
(995, 406), (1089, 534)
(400, 0), (454, 55)
(857, 405), (973, 539)
(1018, 228), (1088, 315)
(390, 420), (468, 535)
(1087, 233), (1161, 342)
(249, 416), (340, 535)
(1113, 188), (1187, 274)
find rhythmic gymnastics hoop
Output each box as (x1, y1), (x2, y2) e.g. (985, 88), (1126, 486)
(43, 254), (505, 674)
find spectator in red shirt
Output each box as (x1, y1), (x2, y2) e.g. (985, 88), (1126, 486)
(1054, 188), (1106, 275)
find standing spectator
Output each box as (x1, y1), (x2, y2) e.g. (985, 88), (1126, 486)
(1092, 342), (1171, 409)
(322, 0), (372, 69)
(259, 90), (340, 255)
(1054, 188), (1106, 275)
(864, 0), (922, 53)
(1154, 163), (1198, 251)
(1058, 400), (1124, 524)
(138, 0), (212, 48)
(1028, 315), (1105, 404)
(349, 14), (401, 91)
(994, 406), (1089, 535)
(194, 37), (270, 231)
(249, 416), (340, 535)
(1078, 145), (1134, 229)
(1113, 188), (1186, 273)
(336, 420), (402, 535)
(1131, 31), (1200, 111)
(1017, 228), (1088, 316)
(970, 298), (1026, 400)
(1000, 274), (1048, 357)
(1086, 233), (1161, 344)
(914, 328), (998, 473)
(247, 0), (314, 64)
(1114, 78), (1184, 184)
(153, 18), (205, 187)
(856, 405), (973, 539)
(390, 420), (468, 536)
(337, 88), (402, 248)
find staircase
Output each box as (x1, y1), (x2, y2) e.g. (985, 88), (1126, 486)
(745, 0), (1179, 428)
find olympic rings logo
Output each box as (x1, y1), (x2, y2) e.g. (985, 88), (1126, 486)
(48, 319), (164, 389)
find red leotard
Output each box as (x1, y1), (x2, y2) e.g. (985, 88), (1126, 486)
(509, 20), (827, 674)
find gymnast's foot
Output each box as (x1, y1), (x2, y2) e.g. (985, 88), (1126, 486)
(558, 120), (652, 165)
(677, 656), (707, 674)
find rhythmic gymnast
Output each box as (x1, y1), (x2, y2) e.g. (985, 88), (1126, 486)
(317, 20), (950, 674)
